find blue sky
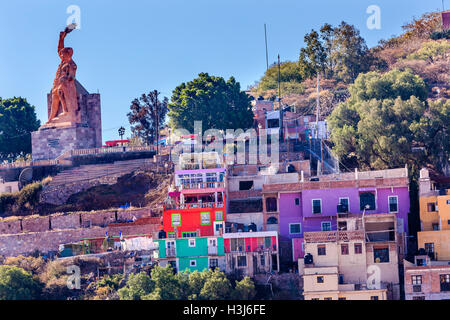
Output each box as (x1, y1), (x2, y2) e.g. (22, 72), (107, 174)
(0, 0), (444, 142)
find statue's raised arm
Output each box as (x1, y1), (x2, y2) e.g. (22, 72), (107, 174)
(58, 24), (76, 59)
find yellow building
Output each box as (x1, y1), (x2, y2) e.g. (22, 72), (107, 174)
(417, 168), (450, 261)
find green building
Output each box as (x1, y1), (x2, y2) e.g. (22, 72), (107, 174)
(155, 236), (225, 273)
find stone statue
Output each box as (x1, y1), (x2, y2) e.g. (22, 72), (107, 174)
(44, 24), (79, 127)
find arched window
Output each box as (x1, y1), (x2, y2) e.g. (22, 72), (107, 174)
(266, 197), (277, 212)
(267, 217), (278, 225)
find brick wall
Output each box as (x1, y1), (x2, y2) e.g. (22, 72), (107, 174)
(0, 207), (152, 235)
(0, 214), (160, 257)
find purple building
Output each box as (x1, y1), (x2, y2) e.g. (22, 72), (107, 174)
(262, 167), (410, 266)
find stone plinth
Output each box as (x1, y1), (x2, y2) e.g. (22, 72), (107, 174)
(32, 80), (102, 160)
(32, 126), (97, 160)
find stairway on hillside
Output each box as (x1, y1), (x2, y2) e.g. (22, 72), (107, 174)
(48, 159), (154, 187)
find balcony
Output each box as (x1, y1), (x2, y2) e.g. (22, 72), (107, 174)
(304, 230), (365, 243)
(208, 246), (218, 255)
(181, 181), (225, 190)
(166, 248), (176, 257)
(164, 202), (224, 210)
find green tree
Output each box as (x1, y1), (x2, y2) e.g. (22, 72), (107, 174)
(168, 73), (254, 133)
(127, 90), (168, 148)
(232, 276), (256, 300)
(257, 61), (304, 94)
(0, 265), (42, 300)
(411, 99), (450, 173)
(330, 22), (371, 83)
(0, 97), (40, 161)
(199, 268), (232, 300)
(298, 30), (326, 79)
(142, 266), (182, 300)
(118, 272), (154, 300)
(328, 69), (447, 171)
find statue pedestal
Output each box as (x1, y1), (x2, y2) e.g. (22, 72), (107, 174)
(31, 80), (102, 160)
(32, 126), (97, 160)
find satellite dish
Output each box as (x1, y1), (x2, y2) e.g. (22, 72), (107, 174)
(18, 168), (33, 189)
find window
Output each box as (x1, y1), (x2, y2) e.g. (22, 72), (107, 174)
(167, 232), (176, 239)
(338, 221), (347, 231)
(370, 296), (379, 300)
(266, 198), (277, 212)
(188, 239), (196, 247)
(354, 243), (363, 254)
(311, 298), (319, 301)
(182, 232), (197, 238)
(321, 222), (331, 231)
(230, 238), (245, 252)
(295, 198), (300, 206)
(413, 296), (425, 300)
(210, 258), (218, 268)
(190, 260), (197, 267)
(201, 212), (211, 225)
(317, 276), (324, 283)
(427, 203), (436, 212)
(341, 244), (349, 255)
(312, 199), (322, 214)
(388, 196), (398, 213)
(206, 173), (218, 183)
(339, 197), (349, 208)
(267, 217), (278, 225)
(432, 223), (440, 231)
(237, 256), (247, 267)
(264, 237), (272, 249)
(267, 118), (279, 128)
(171, 213), (181, 227)
(373, 247), (389, 263)
(260, 255), (265, 266)
(318, 245), (326, 256)
(289, 223), (302, 234)
(215, 211), (223, 221)
(425, 243), (435, 254)
(338, 297), (347, 300)
(412, 275), (422, 285)
(360, 192), (376, 210)
(239, 181), (253, 190)
(324, 297), (332, 300)
(440, 274), (450, 292)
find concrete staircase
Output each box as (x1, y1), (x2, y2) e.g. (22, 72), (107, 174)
(48, 159), (154, 187)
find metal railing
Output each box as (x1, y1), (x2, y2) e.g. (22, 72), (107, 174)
(164, 202), (224, 210)
(166, 248), (176, 257)
(181, 182), (225, 190)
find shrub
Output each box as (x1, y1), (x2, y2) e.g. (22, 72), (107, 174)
(0, 193), (17, 213)
(0, 265), (43, 300)
(16, 182), (42, 209)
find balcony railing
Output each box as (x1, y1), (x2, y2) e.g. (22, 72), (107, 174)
(181, 182), (225, 190)
(304, 230), (365, 243)
(208, 246), (218, 255)
(166, 248), (176, 257)
(164, 202), (224, 210)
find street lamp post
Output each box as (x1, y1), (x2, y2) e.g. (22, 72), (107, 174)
(118, 127), (125, 140)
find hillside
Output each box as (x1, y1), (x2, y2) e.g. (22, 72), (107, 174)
(250, 11), (449, 116)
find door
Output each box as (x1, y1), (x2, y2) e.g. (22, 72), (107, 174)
(166, 240), (176, 257)
(208, 238), (218, 255)
(214, 221), (224, 236)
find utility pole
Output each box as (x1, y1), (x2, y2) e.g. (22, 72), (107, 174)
(316, 74), (320, 139)
(264, 24), (269, 71)
(278, 54), (284, 141)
